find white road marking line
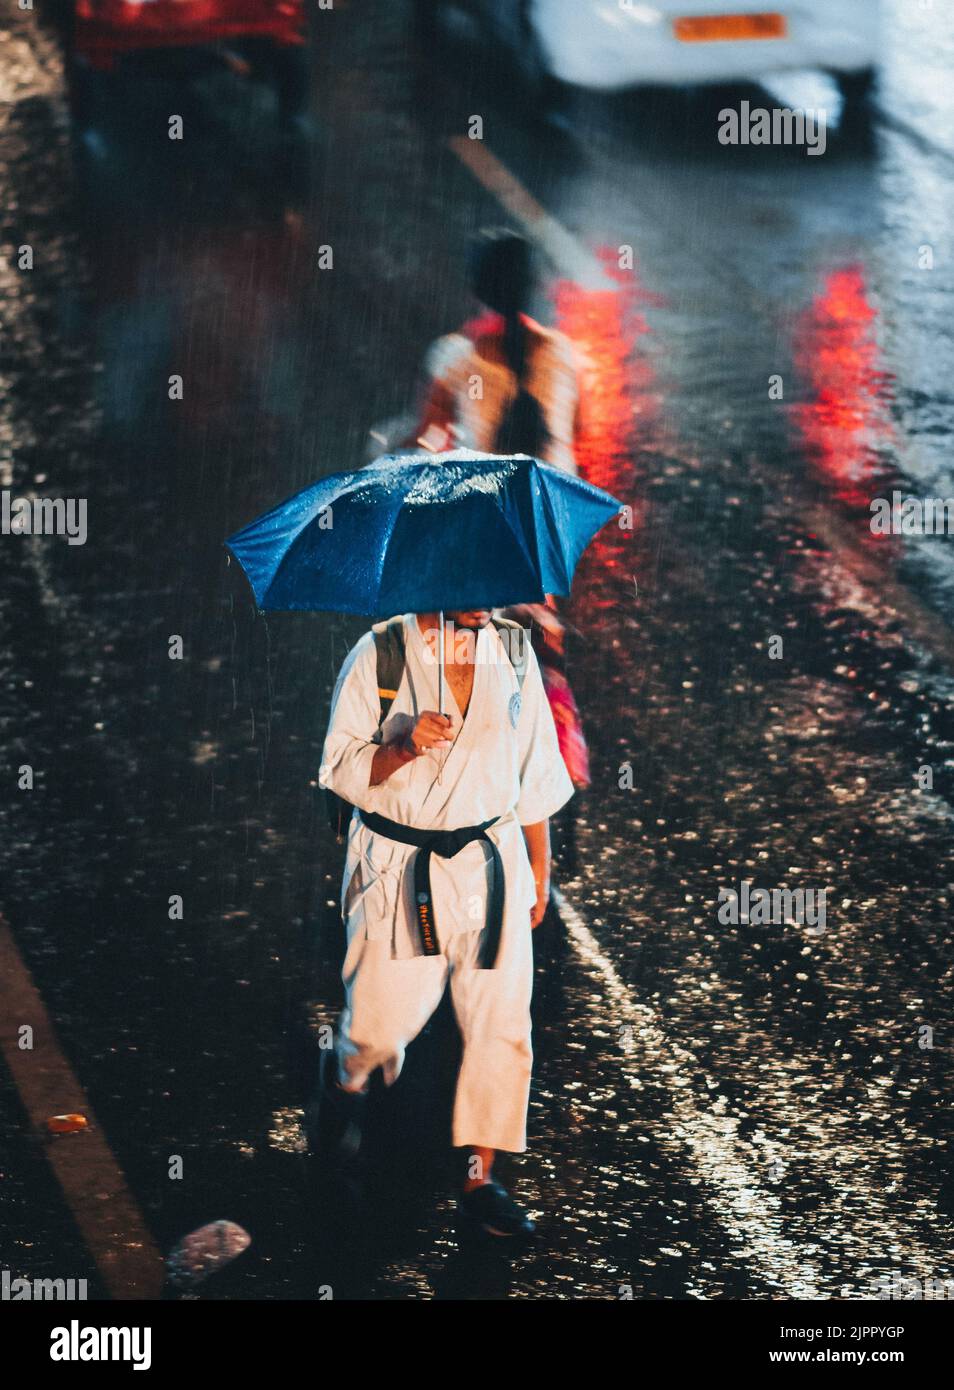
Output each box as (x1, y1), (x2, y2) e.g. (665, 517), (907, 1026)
(553, 890), (822, 1296)
(0, 918), (165, 1298)
(554, 888), (950, 1295)
(448, 136), (611, 289)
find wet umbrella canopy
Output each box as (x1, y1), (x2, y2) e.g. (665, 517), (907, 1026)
(224, 449), (622, 616)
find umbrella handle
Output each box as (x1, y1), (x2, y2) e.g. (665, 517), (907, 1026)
(438, 609), (445, 716)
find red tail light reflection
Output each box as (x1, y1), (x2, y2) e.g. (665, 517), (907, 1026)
(792, 266), (896, 528)
(553, 249), (662, 616)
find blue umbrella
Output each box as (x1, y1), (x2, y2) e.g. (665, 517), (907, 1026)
(225, 449), (621, 710)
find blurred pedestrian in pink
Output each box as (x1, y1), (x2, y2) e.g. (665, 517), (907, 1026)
(412, 229), (591, 870)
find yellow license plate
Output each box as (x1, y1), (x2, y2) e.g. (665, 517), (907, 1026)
(673, 12), (788, 42)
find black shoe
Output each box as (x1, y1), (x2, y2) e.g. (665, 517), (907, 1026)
(458, 1181), (536, 1239)
(304, 1049), (368, 1165)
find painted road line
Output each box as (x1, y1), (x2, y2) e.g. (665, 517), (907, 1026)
(551, 890), (823, 1296)
(0, 18), (162, 1300)
(0, 918), (165, 1299)
(447, 136), (611, 290)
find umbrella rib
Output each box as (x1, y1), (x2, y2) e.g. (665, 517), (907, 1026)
(536, 479), (574, 594)
(241, 468), (411, 606)
(495, 481), (549, 598)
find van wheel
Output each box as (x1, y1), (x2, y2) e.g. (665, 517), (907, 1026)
(518, 12), (574, 132)
(837, 66), (876, 122)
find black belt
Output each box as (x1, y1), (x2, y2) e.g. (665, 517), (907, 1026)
(358, 810), (505, 969)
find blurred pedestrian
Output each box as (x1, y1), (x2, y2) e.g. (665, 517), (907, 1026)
(413, 227), (581, 473)
(412, 229), (592, 863)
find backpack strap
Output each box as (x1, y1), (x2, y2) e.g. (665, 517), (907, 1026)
(490, 616), (529, 693)
(370, 615), (408, 737)
(324, 617), (406, 844)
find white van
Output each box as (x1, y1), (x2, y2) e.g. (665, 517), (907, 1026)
(416, 1), (881, 114)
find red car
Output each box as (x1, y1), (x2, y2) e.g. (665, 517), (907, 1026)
(68, 0), (309, 129)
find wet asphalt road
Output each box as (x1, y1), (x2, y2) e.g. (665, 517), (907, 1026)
(2, 0), (954, 1300)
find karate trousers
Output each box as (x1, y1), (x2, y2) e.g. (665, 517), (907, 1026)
(334, 910), (534, 1154)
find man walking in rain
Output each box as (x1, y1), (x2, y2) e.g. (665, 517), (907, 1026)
(310, 605), (574, 1237)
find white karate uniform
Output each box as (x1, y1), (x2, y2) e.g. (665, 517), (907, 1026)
(320, 613), (574, 1152)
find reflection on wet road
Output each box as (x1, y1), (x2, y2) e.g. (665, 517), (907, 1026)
(2, 0), (954, 1299)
